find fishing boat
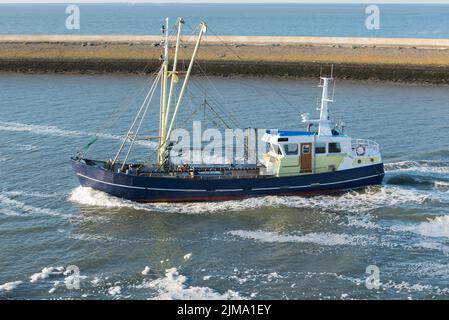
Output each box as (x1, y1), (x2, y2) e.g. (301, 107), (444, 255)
(71, 18), (385, 202)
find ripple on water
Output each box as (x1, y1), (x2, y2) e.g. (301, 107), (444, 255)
(391, 215), (449, 239)
(227, 230), (375, 247)
(0, 192), (70, 219)
(0, 120), (156, 147)
(385, 160), (449, 175)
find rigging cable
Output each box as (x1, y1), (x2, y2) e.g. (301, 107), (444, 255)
(186, 22), (296, 109)
(112, 67), (163, 166)
(79, 26), (179, 157)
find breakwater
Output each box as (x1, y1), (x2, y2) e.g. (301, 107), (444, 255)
(1, 35), (448, 82)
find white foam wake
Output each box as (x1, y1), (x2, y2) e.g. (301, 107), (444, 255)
(30, 266), (65, 283)
(2, 190), (56, 198)
(0, 120), (156, 147)
(0, 192), (69, 218)
(108, 286), (122, 296)
(394, 215), (449, 238)
(13, 144), (40, 151)
(68, 186), (156, 212)
(0, 120), (86, 138)
(0, 280), (23, 292)
(385, 160), (449, 175)
(334, 273), (449, 296)
(434, 181), (449, 192)
(69, 185), (429, 215)
(228, 230), (374, 247)
(139, 267), (244, 300)
(344, 213), (380, 230)
(398, 261), (449, 278)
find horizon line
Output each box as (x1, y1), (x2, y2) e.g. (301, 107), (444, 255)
(1, 1), (449, 4)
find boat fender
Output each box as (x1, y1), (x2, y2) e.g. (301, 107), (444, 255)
(356, 145), (366, 156)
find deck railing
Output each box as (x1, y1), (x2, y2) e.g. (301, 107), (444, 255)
(351, 139), (380, 152)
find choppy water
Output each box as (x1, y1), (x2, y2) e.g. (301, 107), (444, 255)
(1, 72), (449, 299)
(0, 3), (449, 38)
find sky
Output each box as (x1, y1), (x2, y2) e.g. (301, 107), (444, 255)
(0, 0), (448, 4)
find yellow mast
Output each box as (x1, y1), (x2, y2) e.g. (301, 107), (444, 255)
(158, 17), (169, 165)
(164, 17), (184, 134)
(159, 21), (207, 167)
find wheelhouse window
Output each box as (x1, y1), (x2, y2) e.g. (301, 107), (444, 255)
(315, 143), (326, 154)
(284, 143), (298, 156)
(328, 142), (341, 153)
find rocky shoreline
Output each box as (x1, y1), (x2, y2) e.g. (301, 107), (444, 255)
(1, 35), (449, 83)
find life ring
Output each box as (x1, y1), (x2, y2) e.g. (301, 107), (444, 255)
(356, 145), (366, 156)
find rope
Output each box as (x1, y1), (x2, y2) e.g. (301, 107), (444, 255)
(113, 67), (163, 165)
(120, 69), (162, 170)
(188, 22), (296, 109)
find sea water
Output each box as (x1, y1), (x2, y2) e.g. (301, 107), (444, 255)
(0, 3), (448, 38)
(0, 72), (449, 299)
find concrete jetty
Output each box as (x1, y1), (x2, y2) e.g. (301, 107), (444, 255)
(1, 35), (448, 82)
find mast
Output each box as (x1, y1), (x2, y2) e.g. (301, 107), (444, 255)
(158, 21), (208, 166)
(301, 71), (335, 136)
(317, 76), (334, 136)
(164, 18), (183, 129)
(159, 17), (169, 164)
(160, 17), (184, 164)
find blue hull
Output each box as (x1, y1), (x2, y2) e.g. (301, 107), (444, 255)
(71, 158), (384, 202)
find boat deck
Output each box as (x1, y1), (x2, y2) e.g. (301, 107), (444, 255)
(85, 158), (266, 179)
